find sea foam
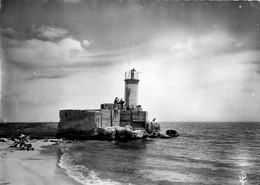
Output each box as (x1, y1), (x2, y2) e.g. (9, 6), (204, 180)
(58, 148), (125, 185)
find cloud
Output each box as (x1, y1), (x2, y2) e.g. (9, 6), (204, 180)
(82, 40), (91, 48)
(4, 36), (133, 75)
(36, 25), (68, 40)
(6, 37), (84, 67)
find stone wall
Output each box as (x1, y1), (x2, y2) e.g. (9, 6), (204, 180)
(112, 110), (120, 127)
(120, 110), (147, 130)
(57, 110), (101, 139)
(101, 109), (112, 127)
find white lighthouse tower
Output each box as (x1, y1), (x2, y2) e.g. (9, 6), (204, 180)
(124, 68), (139, 110)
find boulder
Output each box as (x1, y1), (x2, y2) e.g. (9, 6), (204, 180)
(124, 125), (134, 139)
(115, 125), (135, 140)
(124, 125), (133, 131)
(97, 127), (116, 140)
(166, 130), (179, 137)
(125, 129), (135, 139)
(133, 130), (144, 139)
(142, 130), (149, 138)
(115, 126), (126, 140)
(133, 130), (148, 139)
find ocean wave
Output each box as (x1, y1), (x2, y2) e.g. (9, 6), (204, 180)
(58, 148), (125, 185)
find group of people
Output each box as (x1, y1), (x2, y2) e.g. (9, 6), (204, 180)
(10, 134), (34, 151)
(131, 105), (142, 112)
(114, 97), (143, 114)
(114, 97), (125, 114)
(114, 97), (125, 109)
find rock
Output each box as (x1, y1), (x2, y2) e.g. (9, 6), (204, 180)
(125, 128), (135, 139)
(97, 127), (116, 140)
(124, 125), (133, 131)
(148, 130), (161, 138)
(166, 130), (179, 137)
(142, 130), (149, 138)
(114, 125), (135, 140)
(133, 130), (148, 139)
(133, 130), (144, 139)
(115, 126), (126, 140)
(159, 133), (171, 139)
(124, 125), (134, 139)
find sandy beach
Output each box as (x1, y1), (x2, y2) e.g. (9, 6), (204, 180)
(0, 140), (81, 185)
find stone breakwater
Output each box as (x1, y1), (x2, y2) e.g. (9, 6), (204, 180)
(0, 122), (58, 139)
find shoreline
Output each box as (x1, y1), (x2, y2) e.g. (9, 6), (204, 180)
(0, 140), (81, 185)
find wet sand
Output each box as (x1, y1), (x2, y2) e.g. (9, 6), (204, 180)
(0, 140), (81, 185)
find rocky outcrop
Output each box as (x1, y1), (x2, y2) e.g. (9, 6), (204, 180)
(166, 130), (179, 137)
(97, 127), (116, 140)
(97, 125), (148, 141)
(114, 126), (126, 140)
(133, 130), (148, 139)
(118, 125), (135, 140)
(146, 122), (179, 139)
(56, 118), (179, 140)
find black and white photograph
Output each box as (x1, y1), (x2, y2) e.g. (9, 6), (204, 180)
(0, 0), (260, 184)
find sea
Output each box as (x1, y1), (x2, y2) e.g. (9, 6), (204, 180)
(58, 122), (260, 185)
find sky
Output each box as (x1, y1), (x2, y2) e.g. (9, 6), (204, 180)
(0, 0), (260, 122)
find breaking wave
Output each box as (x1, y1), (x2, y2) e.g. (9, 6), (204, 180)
(58, 146), (123, 185)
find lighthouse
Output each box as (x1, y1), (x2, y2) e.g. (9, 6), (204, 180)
(124, 68), (139, 110)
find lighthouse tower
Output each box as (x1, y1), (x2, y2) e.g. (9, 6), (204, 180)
(124, 68), (139, 110)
